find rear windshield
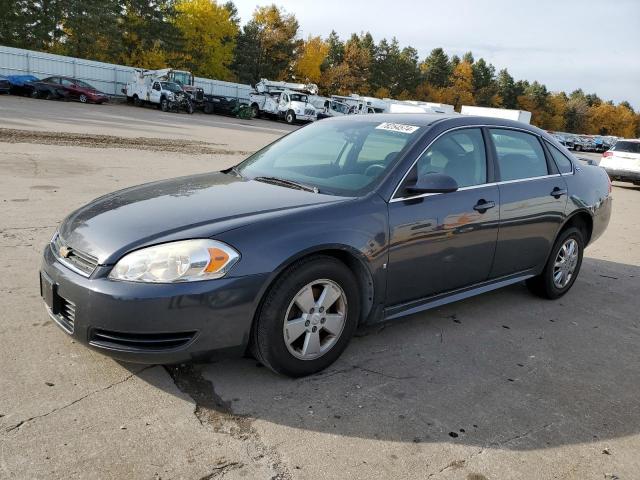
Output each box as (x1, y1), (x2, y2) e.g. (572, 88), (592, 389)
(612, 141), (640, 154)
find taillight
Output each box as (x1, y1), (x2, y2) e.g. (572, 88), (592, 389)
(602, 151), (613, 158)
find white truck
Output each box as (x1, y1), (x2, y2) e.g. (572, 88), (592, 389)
(250, 79), (318, 124)
(123, 69), (195, 113)
(461, 105), (532, 124)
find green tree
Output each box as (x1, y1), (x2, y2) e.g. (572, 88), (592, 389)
(496, 69), (517, 108)
(324, 30), (344, 68)
(421, 48), (450, 88)
(0, 0), (65, 50)
(472, 58), (497, 106)
(56, 0), (121, 61)
(117, 0), (180, 68)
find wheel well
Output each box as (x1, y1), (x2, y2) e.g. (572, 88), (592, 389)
(561, 211), (593, 245)
(255, 249), (375, 327)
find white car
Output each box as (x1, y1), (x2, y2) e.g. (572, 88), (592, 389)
(599, 139), (640, 185)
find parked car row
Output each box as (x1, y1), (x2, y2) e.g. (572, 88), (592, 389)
(551, 132), (617, 153)
(1, 74), (109, 104)
(1, 71), (251, 119)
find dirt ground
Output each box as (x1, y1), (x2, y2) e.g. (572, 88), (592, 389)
(1, 96), (639, 480)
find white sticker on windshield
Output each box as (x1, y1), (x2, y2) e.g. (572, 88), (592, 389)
(375, 122), (420, 134)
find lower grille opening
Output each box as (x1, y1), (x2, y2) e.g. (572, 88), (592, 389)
(89, 329), (197, 352)
(50, 297), (76, 334)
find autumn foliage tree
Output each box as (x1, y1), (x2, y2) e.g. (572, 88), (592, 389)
(293, 36), (328, 83)
(173, 0), (237, 80)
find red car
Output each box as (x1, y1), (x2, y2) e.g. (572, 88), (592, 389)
(28, 76), (109, 104)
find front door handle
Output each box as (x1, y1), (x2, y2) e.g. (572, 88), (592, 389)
(550, 187), (567, 198)
(473, 199), (495, 212)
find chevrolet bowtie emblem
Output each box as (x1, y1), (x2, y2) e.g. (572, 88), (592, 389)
(59, 245), (72, 258)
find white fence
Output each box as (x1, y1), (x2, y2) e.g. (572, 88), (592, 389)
(0, 45), (253, 100)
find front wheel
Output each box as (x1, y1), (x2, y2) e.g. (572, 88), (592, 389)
(79, 94), (88, 103)
(160, 98), (169, 112)
(526, 227), (584, 299)
(285, 110), (296, 124)
(251, 256), (360, 377)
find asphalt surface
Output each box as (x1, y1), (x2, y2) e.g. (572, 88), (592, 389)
(1, 96), (638, 480)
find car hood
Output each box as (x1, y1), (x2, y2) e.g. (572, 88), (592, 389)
(59, 171), (348, 264)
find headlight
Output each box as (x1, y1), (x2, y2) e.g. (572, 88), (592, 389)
(108, 239), (239, 283)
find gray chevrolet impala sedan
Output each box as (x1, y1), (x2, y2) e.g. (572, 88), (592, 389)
(40, 114), (612, 376)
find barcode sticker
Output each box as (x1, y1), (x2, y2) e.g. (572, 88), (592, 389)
(376, 122), (420, 134)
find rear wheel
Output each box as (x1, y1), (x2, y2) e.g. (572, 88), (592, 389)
(133, 95), (143, 107)
(203, 102), (214, 114)
(251, 256), (360, 377)
(526, 227), (584, 299)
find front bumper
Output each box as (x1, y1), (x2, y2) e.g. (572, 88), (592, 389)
(603, 167), (640, 183)
(40, 245), (268, 364)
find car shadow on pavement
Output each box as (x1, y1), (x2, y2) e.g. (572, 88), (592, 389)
(135, 257), (640, 450)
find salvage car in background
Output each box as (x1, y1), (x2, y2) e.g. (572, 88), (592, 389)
(600, 139), (640, 185)
(40, 114), (612, 377)
(4, 74), (40, 96)
(28, 76), (108, 103)
(202, 94), (249, 117)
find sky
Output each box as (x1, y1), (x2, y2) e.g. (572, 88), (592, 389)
(232, 0), (640, 108)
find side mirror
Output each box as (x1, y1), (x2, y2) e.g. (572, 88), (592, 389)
(406, 173), (459, 194)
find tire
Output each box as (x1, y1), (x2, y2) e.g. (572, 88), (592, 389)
(45, 90), (55, 100)
(186, 102), (194, 114)
(285, 110), (296, 124)
(79, 94), (88, 103)
(133, 95), (143, 107)
(251, 103), (260, 118)
(251, 255), (360, 377)
(203, 103), (214, 114)
(160, 98), (169, 112)
(30, 89), (41, 99)
(526, 227), (584, 300)
(575, 145), (582, 152)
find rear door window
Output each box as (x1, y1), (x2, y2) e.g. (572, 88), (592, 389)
(490, 129), (548, 181)
(545, 142), (574, 174)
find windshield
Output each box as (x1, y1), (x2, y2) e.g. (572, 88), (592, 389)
(331, 102), (350, 114)
(290, 93), (308, 102)
(237, 119), (423, 196)
(612, 141), (640, 154)
(161, 82), (183, 93)
(171, 71), (192, 86)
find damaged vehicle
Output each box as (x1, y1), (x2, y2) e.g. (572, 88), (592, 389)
(40, 114), (612, 377)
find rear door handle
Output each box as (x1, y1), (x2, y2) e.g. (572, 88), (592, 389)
(473, 199), (495, 212)
(550, 187), (567, 198)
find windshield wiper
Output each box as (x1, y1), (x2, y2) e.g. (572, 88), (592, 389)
(253, 176), (319, 193)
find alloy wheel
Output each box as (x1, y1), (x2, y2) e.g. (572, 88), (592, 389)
(283, 279), (347, 361)
(553, 238), (579, 289)
(79, 94), (87, 103)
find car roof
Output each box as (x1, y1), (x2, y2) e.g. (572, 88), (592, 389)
(321, 112), (546, 135)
